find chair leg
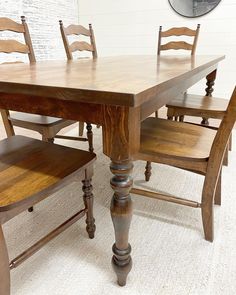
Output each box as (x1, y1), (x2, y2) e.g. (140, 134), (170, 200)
(86, 123), (94, 152)
(201, 177), (215, 242)
(201, 201), (214, 242)
(229, 133), (232, 151)
(167, 116), (173, 120)
(82, 178), (96, 239)
(0, 225), (10, 295)
(223, 144), (229, 166)
(201, 118), (209, 126)
(179, 115), (184, 122)
(79, 122), (84, 137)
(144, 161), (152, 181)
(214, 170), (222, 206)
(155, 111), (158, 118)
(42, 135), (54, 143)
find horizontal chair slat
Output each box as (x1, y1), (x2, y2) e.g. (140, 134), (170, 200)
(161, 41), (193, 51)
(65, 24), (91, 36)
(0, 17), (25, 33)
(161, 27), (197, 37)
(0, 40), (29, 54)
(70, 41), (93, 52)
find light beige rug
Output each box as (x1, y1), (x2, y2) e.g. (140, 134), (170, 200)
(1, 123), (236, 295)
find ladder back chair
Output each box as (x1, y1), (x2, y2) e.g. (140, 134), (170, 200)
(157, 24), (200, 55)
(155, 24), (200, 118)
(59, 20), (98, 135)
(148, 24), (231, 176)
(0, 16), (93, 151)
(162, 24), (229, 128)
(0, 135), (96, 295)
(133, 86), (236, 242)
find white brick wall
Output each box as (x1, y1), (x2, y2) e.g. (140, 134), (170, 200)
(0, 0), (79, 61)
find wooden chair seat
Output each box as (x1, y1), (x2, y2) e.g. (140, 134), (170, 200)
(133, 86), (236, 243)
(0, 135), (96, 211)
(0, 135), (96, 294)
(8, 112), (74, 126)
(166, 94), (228, 119)
(139, 117), (216, 162)
(8, 112), (75, 138)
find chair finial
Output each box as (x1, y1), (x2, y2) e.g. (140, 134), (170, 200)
(21, 16), (26, 23)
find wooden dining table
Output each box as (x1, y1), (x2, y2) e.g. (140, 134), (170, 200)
(0, 54), (225, 286)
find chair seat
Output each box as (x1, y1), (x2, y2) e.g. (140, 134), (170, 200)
(9, 112), (75, 127)
(166, 94), (228, 118)
(0, 135), (96, 211)
(139, 118), (216, 161)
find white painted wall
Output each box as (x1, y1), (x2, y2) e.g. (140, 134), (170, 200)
(0, 0), (78, 62)
(79, 0), (236, 98)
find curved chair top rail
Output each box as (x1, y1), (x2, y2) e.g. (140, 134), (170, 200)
(158, 24), (200, 55)
(0, 17), (25, 33)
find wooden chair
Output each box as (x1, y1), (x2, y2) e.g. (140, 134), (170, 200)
(155, 24), (200, 118)
(133, 87), (236, 242)
(160, 24), (228, 128)
(59, 20), (98, 134)
(0, 16), (93, 152)
(0, 135), (96, 295)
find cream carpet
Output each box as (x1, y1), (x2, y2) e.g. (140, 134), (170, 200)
(1, 123), (236, 295)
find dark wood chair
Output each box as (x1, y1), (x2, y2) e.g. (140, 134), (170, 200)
(0, 135), (96, 295)
(59, 20), (98, 133)
(0, 16), (93, 151)
(133, 87), (236, 242)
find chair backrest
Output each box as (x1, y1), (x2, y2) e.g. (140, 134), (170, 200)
(157, 24), (200, 55)
(0, 16), (35, 62)
(203, 86), (236, 196)
(59, 20), (97, 60)
(0, 16), (35, 138)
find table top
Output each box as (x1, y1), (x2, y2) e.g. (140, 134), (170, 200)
(0, 55), (225, 107)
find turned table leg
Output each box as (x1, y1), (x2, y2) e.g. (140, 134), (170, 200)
(0, 225), (10, 295)
(201, 69), (217, 125)
(110, 160), (133, 286)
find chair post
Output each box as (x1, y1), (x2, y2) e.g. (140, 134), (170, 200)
(59, 20), (73, 60)
(0, 225), (10, 295)
(89, 23), (97, 59)
(0, 110), (15, 137)
(21, 16), (36, 63)
(157, 26), (162, 55)
(192, 24), (200, 55)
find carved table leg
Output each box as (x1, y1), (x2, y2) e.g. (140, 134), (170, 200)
(0, 225), (10, 295)
(201, 69), (217, 125)
(110, 160), (133, 286)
